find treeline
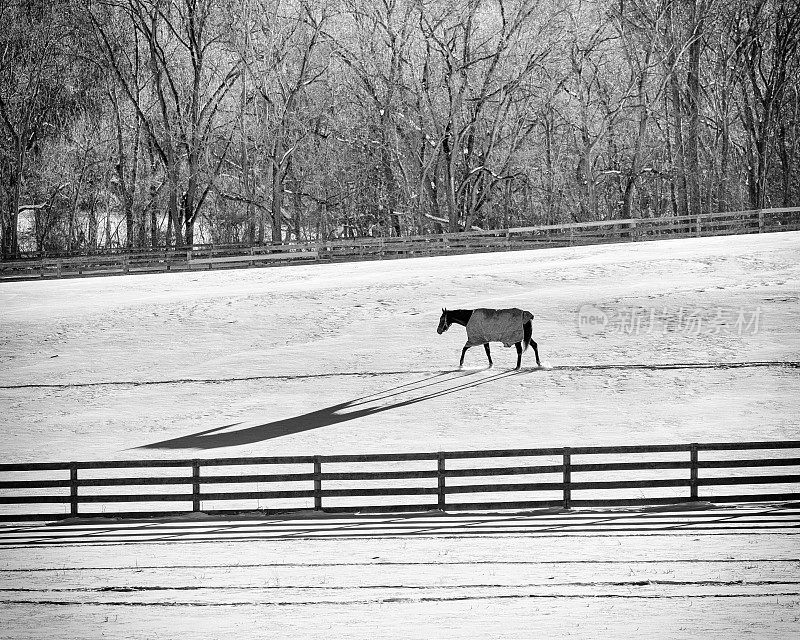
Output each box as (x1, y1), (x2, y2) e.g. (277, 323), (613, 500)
(1, 0), (798, 256)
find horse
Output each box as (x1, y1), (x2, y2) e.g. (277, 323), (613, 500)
(437, 308), (541, 370)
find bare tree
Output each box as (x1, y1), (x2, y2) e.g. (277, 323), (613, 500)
(88, 0), (240, 246)
(727, 0), (800, 209)
(0, 1), (77, 257)
(415, 0), (553, 232)
(242, 0), (329, 243)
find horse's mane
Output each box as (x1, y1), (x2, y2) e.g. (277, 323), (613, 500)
(447, 309), (473, 326)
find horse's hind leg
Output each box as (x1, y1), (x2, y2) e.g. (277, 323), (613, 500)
(515, 342), (522, 369)
(483, 343), (493, 368)
(459, 344), (471, 368)
(530, 339), (541, 367)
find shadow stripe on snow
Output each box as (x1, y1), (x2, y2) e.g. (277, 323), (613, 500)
(3, 592), (800, 606)
(1, 361), (798, 390)
(3, 579), (800, 592)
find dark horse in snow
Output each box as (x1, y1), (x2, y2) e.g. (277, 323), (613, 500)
(437, 308), (541, 370)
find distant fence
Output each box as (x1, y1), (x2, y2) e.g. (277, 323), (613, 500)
(1, 440), (798, 522)
(2, 207), (799, 281)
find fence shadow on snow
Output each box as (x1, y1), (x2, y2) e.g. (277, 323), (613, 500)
(1, 503), (798, 547)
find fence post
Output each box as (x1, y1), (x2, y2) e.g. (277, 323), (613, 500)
(69, 462), (79, 517)
(562, 448), (571, 509)
(437, 453), (446, 511)
(192, 460), (201, 512)
(690, 444), (698, 501)
(695, 215), (701, 237)
(314, 456), (322, 511)
(758, 209), (764, 233)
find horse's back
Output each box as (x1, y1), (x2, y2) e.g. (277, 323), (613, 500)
(474, 307), (534, 323)
(467, 308), (533, 347)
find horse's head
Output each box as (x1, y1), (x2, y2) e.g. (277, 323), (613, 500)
(437, 308), (450, 334)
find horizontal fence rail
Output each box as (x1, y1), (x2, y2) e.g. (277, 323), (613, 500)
(2, 207), (799, 281)
(0, 441), (799, 522)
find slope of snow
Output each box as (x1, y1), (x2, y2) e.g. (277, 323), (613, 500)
(1, 231), (799, 463)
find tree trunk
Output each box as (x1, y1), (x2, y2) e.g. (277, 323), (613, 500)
(3, 151), (22, 258)
(670, 72), (689, 217)
(543, 112), (555, 224)
(8, 148), (23, 258)
(69, 153), (89, 253)
(379, 108), (402, 236)
(686, 0), (703, 218)
(184, 159), (198, 247)
(184, 199), (195, 246)
(147, 139), (159, 248)
(241, 75), (254, 243)
(442, 123), (460, 233)
(622, 102), (650, 220)
(270, 154), (284, 244)
(716, 88), (731, 212)
(130, 114), (141, 247)
(778, 119), (791, 207)
(88, 193), (97, 249)
(166, 156), (181, 247)
(184, 32), (202, 248)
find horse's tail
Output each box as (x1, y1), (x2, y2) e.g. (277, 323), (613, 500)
(523, 320), (532, 351)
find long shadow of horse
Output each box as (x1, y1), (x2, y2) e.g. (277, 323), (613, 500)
(138, 369), (522, 451)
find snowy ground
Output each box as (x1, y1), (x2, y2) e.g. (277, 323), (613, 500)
(1, 231), (799, 637)
(1, 505), (799, 639)
(1, 231), (798, 461)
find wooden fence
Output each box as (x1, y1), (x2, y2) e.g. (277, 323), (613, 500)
(1, 440), (798, 522)
(2, 207), (799, 281)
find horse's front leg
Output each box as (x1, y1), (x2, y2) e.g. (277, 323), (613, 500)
(515, 342), (523, 369)
(459, 344), (471, 368)
(483, 343), (493, 368)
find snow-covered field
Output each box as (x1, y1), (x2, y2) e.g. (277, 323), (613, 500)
(1, 231), (798, 461)
(1, 506), (799, 638)
(1, 231), (799, 638)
